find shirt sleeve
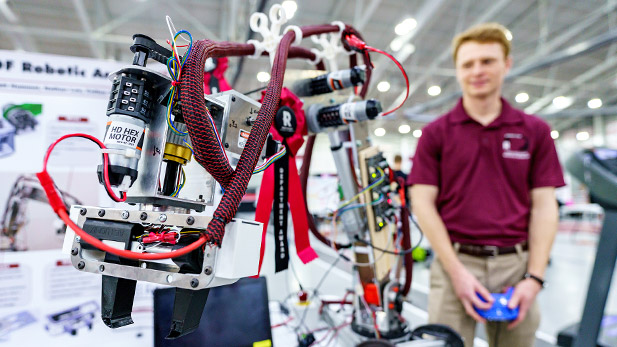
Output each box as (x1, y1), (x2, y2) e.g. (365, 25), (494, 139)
(530, 121), (566, 188)
(408, 125), (441, 187)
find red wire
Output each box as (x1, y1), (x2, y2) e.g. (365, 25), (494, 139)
(366, 46), (409, 116)
(59, 209), (207, 260)
(40, 133), (209, 260)
(44, 134), (125, 202)
(343, 34), (410, 116)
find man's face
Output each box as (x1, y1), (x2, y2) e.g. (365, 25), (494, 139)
(455, 41), (511, 99)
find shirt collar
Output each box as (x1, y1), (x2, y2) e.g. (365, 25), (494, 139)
(448, 97), (523, 127)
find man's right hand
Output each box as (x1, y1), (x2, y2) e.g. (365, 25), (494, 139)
(449, 265), (494, 323)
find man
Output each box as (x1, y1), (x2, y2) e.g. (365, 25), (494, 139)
(392, 154), (410, 208)
(408, 23), (565, 346)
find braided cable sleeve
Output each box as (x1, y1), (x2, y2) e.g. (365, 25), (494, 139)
(180, 43), (326, 188)
(180, 40), (256, 188)
(206, 25), (343, 246)
(205, 31), (297, 245)
(180, 24), (358, 246)
(398, 178), (413, 297)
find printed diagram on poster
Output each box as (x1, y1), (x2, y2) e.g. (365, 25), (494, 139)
(0, 174), (83, 251)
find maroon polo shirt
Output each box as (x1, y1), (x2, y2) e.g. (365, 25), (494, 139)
(408, 98), (565, 247)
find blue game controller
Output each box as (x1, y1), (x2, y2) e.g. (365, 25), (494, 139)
(474, 287), (519, 321)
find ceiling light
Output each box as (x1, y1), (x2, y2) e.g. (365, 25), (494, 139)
(504, 29), (513, 41)
(588, 98), (602, 109)
(515, 92), (529, 103)
(395, 18), (417, 36)
(552, 96), (573, 109)
(281, 1), (297, 19)
(374, 128), (386, 137)
(398, 124), (411, 134)
(413, 129), (422, 138)
(257, 71), (270, 82)
(377, 81), (390, 92)
(551, 130), (559, 139)
(576, 131), (590, 141)
(427, 85), (441, 96)
(390, 37), (404, 51)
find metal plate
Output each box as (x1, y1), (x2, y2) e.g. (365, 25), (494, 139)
(68, 206), (221, 290)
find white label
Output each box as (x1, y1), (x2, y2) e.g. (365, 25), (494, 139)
(340, 103), (356, 122)
(103, 121), (143, 149)
(238, 129), (250, 149)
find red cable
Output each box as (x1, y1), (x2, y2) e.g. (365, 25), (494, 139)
(43, 133), (125, 202)
(366, 46), (409, 116)
(344, 34), (410, 116)
(38, 133), (208, 260)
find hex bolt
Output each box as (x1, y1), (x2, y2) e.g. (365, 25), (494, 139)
(75, 237), (81, 243)
(121, 211), (130, 219)
(99, 265), (105, 272)
(71, 247), (78, 256)
(159, 214), (167, 222)
(204, 266), (213, 275)
(77, 261), (85, 270)
(190, 278), (199, 288)
(98, 209), (106, 217)
(186, 216), (195, 225)
(140, 212), (148, 221)
(79, 208), (87, 216)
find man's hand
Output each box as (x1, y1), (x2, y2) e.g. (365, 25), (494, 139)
(507, 278), (542, 329)
(449, 265), (494, 323)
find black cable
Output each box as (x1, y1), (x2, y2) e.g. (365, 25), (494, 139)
(243, 85), (268, 96)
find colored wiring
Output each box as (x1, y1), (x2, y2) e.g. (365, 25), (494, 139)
(343, 34), (409, 116)
(204, 106), (229, 163)
(253, 145), (287, 174)
(337, 166), (385, 210)
(171, 167), (186, 197)
(166, 30), (193, 136)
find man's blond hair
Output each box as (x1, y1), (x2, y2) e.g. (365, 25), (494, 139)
(452, 23), (511, 62)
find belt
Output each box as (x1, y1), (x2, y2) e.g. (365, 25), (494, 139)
(455, 241), (528, 257)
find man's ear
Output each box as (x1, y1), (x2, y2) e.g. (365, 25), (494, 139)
(505, 55), (513, 72)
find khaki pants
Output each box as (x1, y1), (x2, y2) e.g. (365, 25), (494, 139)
(427, 245), (540, 347)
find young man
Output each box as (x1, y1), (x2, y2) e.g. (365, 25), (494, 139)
(408, 23), (565, 346)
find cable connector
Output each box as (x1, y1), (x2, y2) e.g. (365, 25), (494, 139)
(343, 34), (367, 52)
(36, 171), (66, 213)
(142, 232), (178, 244)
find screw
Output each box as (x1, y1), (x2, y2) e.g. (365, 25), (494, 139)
(204, 266), (213, 275)
(75, 237), (81, 243)
(80, 208), (87, 215)
(224, 143), (229, 148)
(121, 211), (129, 219)
(77, 261), (85, 270)
(99, 265), (105, 272)
(190, 278), (199, 288)
(231, 96), (236, 102)
(186, 216), (195, 225)
(98, 209), (105, 217)
(71, 247), (78, 256)
(140, 212), (148, 220)
(159, 214), (167, 222)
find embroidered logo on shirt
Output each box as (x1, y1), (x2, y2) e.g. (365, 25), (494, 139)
(502, 133), (530, 159)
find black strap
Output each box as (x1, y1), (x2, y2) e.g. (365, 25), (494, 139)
(273, 143), (290, 272)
